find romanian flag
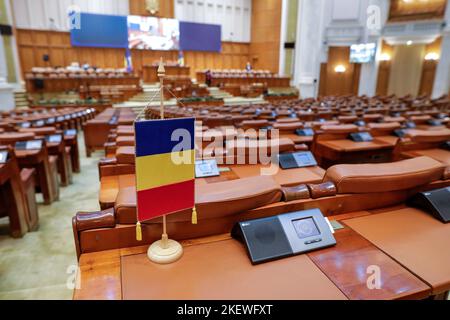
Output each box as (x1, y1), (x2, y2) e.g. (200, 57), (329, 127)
(135, 118), (195, 223)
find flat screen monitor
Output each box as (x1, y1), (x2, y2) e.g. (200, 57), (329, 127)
(71, 13), (128, 49)
(127, 15), (179, 50)
(350, 43), (376, 63)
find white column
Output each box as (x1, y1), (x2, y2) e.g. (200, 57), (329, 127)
(432, 3), (450, 98)
(358, 0), (389, 96)
(293, 0), (325, 98)
(0, 0), (21, 111)
(278, 0), (288, 76)
(358, 39), (381, 96)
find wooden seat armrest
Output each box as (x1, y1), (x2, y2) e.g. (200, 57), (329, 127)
(307, 182), (337, 199)
(281, 184), (310, 202)
(75, 208), (116, 232)
(99, 157), (117, 166)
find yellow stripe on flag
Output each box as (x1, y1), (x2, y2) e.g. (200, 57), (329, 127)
(136, 150), (195, 191)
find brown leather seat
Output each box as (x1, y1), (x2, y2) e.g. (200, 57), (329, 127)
(114, 176), (283, 224)
(116, 146), (135, 164)
(406, 129), (450, 143)
(19, 127), (57, 135)
(116, 136), (135, 146)
(368, 122), (401, 135)
(320, 124), (359, 134)
(324, 156), (445, 193)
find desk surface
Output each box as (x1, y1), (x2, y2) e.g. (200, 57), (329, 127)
(73, 211), (432, 300)
(345, 207), (450, 295)
(318, 139), (395, 152)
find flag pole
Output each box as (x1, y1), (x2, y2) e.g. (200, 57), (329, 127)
(158, 57), (169, 250)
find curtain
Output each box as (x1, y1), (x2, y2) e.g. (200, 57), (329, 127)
(388, 44), (425, 96)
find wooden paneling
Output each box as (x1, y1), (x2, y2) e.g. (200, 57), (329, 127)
(419, 60), (438, 96)
(16, 29), (250, 80)
(376, 41), (394, 96)
(319, 47), (360, 96)
(418, 38), (442, 96)
(389, 0), (447, 22)
(250, 0), (282, 73)
(129, 0), (174, 18)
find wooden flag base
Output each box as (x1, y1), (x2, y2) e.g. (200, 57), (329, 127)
(147, 236), (183, 264)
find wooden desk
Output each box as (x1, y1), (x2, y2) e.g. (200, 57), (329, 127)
(25, 76), (140, 93)
(143, 65), (190, 83)
(345, 206), (450, 295)
(315, 138), (396, 168)
(15, 148), (59, 204)
(73, 210), (431, 300)
(0, 154), (30, 237)
(47, 139), (72, 187)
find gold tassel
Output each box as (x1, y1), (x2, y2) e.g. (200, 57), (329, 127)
(136, 222), (142, 241)
(192, 207), (198, 225)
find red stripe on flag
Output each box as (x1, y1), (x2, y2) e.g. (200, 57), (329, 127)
(137, 179), (195, 222)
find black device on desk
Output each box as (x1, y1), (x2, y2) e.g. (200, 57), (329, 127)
(408, 187), (450, 223)
(405, 121), (416, 129)
(15, 140), (43, 151)
(442, 141), (450, 151)
(0, 150), (8, 164)
(349, 132), (373, 142)
(278, 151), (317, 170)
(20, 122), (31, 129)
(427, 119), (442, 126)
(393, 129), (407, 138)
(232, 209), (336, 264)
(295, 128), (314, 137)
(195, 159), (220, 178)
(46, 134), (62, 144)
(354, 120), (366, 127)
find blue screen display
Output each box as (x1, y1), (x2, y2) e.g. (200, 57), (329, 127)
(70, 13), (128, 49)
(180, 21), (221, 52)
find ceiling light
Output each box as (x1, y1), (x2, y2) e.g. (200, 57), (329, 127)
(406, 40), (413, 46)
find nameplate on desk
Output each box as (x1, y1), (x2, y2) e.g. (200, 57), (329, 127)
(46, 134), (62, 143)
(295, 128), (314, 137)
(20, 122), (31, 128)
(64, 129), (77, 136)
(278, 151), (317, 170)
(15, 140), (43, 151)
(71, 114), (77, 119)
(408, 187), (450, 223)
(232, 209), (336, 264)
(64, 115), (71, 120)
(56, 116), (65, 122)
(349, 132), (373, 142)
(0, 150), (8, 164)
(195, 159), (220, 178)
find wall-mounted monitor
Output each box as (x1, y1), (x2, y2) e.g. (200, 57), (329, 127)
(127, 15), (180, 50)
(71, 13), (128, 48)
(350, 43), (377, 63)
(180, 22), (221, 52)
